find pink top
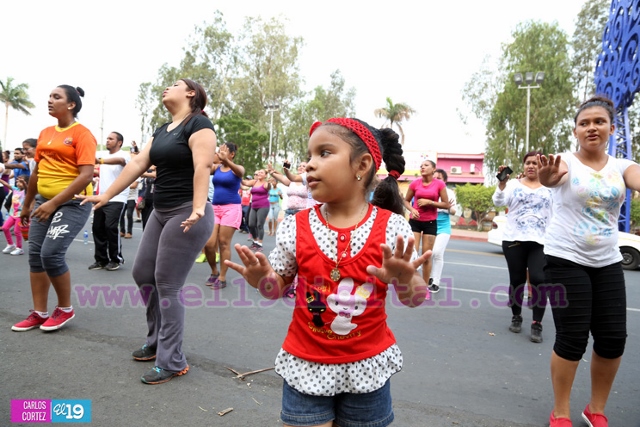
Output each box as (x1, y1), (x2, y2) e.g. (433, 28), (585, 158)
(250, 183), (270, 209)
(286, 183), (308, 211)
(409, 178), (446, 222)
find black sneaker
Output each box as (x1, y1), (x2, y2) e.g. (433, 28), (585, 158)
(88, 262), (106, 270)
(428, 283), (440, 293)
(509, 315), (523, 333)
(530, 322), (543, 343)
(141, 365), (189, 385)
(105, 262), (120, 271)
(132, 344), (156, 361)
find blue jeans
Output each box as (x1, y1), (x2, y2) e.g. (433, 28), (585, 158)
(240, 204), (250, 232)
(281, 379), (394, 427)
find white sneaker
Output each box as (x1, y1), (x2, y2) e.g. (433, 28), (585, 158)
(10, 247), (24, 256)
(2, 244), (16, 254)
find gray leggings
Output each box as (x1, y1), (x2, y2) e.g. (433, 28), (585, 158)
(28, 195), (92, 277)
(131, 202), (213, 372)
(248, 206), (269, 240)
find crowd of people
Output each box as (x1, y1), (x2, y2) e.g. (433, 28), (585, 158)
(2, 82), (638, 427)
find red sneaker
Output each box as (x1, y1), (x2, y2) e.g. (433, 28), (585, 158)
(549, 411), (573, 427)
(40, 307), (75, 331)
(11, 311), (47, 331)
(582, 404), (608, 427)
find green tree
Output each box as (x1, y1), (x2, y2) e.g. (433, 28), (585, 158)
(455, 184), (496, 230)
(625, 104), (640, 163)
(136, 11), (356, 168)
(232, 15), (304, 163)
(471, 21), (575, 173)
(571, 0), (610, 103)
(374, 97), (415, 145)
(631, 197), (640, 229)
(283, 70), (356, 163)
(135, 82), (154, 145)
(461, 55), (502, 125)
(137, 11), (237, 131)
(0, 77), (35, 147)
(216, 113), (267, 174)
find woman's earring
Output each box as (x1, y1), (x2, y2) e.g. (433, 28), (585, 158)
(356, 175), (361, 181)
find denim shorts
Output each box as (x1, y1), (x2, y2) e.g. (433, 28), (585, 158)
(281, 379), (394, 427)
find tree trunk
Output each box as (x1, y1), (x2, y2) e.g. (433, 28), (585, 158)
(3, 102), (9, 147)
(396, 123), (405, 146)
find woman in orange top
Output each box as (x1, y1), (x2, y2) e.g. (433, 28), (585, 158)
(12, 85), (96, 332)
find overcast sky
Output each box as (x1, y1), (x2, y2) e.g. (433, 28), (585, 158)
(2, 0), (590, 156)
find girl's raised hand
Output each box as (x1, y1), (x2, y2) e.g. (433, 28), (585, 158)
(366, 235), (430, 285)
(537, 154), (567, 187)
(225, 243), (278, 290)
(218, 144), (230, 161)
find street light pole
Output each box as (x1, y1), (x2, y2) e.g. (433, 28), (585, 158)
(265, 103), (279, 162)
(525, 85), (531, 153)
(514, 72), (544, 153)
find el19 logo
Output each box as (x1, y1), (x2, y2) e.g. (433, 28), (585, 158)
(51, 400), (92, 423)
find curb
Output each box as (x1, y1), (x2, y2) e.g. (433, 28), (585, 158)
(450, 232), (488, 243)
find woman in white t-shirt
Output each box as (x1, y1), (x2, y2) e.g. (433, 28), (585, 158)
(538, 96), (640, 427)
(492, 152), (552, 344)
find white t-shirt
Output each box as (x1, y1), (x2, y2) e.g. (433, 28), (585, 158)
(99, 150), (130, 203)
(298, 172), (317, 208)
(437, 187), (457, 214)
(127, 178), (140, 201)
(492, 179), (553, 245)
(544, 152), (635, 267)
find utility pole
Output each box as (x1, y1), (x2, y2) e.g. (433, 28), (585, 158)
(99, 98), (105, 151)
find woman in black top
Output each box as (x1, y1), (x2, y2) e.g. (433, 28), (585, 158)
(80, 78), (216, 384)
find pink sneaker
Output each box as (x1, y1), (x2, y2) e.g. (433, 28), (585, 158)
(582, 404), (608, 427)
(40, 307), (75, 331)
(549, 411), (573, 427)
(11, 311), (48, 331)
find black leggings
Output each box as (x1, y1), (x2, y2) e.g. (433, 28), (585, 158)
(119, 199), (136, 234)
(544, 255), (627, 361)
(248, 207), (269, 240)
(502, 240), (546, 322)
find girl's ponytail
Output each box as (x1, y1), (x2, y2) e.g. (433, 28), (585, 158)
(371, 128), (405, 215)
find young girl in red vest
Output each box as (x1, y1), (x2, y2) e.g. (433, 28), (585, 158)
(226, 118), (430, 427)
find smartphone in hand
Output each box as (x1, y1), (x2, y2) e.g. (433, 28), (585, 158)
(496, 166), (513, 182)
(283, 161), (291, 169)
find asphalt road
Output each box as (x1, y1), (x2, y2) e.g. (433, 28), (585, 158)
(1, 218), (639, 426)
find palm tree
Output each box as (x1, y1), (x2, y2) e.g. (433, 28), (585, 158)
(0, 77), (35, 146)
(374, 97), (416, 145)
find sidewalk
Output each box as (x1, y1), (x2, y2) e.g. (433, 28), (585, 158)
(450, 227), (488, 242)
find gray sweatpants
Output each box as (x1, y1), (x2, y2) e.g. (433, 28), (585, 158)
(28, 195), (92, 277)
(132, 202), (214, 372)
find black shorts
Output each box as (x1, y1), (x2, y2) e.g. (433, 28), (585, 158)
(409, 219), (437, 235)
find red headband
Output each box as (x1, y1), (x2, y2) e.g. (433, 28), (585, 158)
(309, 118), (382, 169)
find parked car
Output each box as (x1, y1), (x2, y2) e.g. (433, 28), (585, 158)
(487, 215), (640, 270)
